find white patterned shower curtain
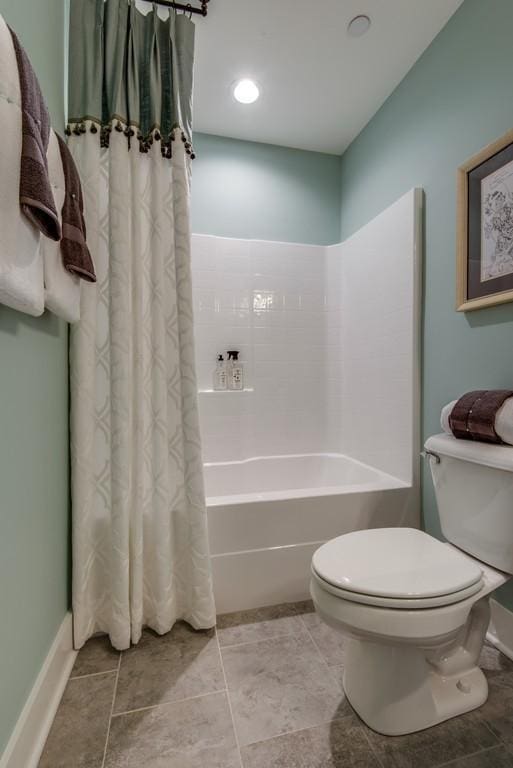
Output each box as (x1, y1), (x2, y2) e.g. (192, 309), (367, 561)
(69, 128), (216, 651)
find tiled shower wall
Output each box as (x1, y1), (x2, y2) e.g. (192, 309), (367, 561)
(191, 235), (328, 462)
(191, 189), (419, 480)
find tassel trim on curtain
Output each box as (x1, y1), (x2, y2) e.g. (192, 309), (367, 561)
(65, 119), (196, 159)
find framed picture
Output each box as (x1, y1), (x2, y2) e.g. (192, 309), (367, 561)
(457, 127), (513, 311)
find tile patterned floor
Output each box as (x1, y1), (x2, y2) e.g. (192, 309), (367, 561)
(38, 601), (513, 768)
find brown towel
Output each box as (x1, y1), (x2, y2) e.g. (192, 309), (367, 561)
(8, 26), (61, 241)
(56, 134), (96, 283)
(449, 390), (513, 444)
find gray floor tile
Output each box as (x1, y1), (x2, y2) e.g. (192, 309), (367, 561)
(300, 611), (345, 667)
(477, 670), (513, 745)
(113, 622), (225, 713)
(40, 609), (513, 768)
(366, 710), (499, 768)
(105, 692), (240, 768)
(71, 635), (120, 678)
(241, 717), (381, 768)
(292, 599), (315, 614)
(38, 672), (115, 768)
(221, 632), (352, 747)
(330, 664), (344, 687)
(479, 643), (513, 678)
(440, 745), (513, 767)
(217, 602), (305, 647)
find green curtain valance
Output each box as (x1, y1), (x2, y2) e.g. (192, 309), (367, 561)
(68, 0), (195, 157)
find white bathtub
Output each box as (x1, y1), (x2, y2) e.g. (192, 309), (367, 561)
(205, 453), (418, 613)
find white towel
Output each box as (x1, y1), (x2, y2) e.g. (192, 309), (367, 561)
(441, 398), (513, 446)
(43, 130), (81, 323)
(0, 14), (44, 316)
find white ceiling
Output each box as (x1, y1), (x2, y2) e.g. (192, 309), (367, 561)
(193, 0), (463, 155)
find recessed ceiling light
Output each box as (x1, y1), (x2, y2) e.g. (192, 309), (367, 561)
(233, 79), (260, 105)
(347, 14), (371, 38)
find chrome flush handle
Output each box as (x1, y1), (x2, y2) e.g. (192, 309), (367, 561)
(421, 450), (441, 464)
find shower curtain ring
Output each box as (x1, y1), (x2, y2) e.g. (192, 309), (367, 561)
(186, 3), (193, 19)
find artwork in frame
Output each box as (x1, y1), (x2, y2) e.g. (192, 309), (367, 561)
(457, 127), (513, 311)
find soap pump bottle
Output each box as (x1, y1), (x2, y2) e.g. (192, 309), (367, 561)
(212, 354), (227, 391)
(227, 350), (244, 391)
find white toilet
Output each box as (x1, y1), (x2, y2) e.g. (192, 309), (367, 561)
(310, 433), (513, 736)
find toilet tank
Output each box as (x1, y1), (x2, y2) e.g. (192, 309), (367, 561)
(425, 433), (513, 574)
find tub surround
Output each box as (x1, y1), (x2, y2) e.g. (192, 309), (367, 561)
(192, 235), (327, 461)
(325, 189), (421, 484)
(192, 189), (421, 611)
(192, 189), (420, 480)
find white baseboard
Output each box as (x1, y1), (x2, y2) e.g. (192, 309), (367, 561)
(0, 613), (77, 768)
(486, 598), (513, 662)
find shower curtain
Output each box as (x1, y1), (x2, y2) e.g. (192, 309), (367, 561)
(68, 0), (216, 650)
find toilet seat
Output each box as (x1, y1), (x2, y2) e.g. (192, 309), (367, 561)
(311, 567), (484, 609)
(312, 528), (484, 609)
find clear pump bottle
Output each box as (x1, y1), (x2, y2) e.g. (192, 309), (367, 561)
(213, 354), (227, 391)
(227, 350), (244, 391)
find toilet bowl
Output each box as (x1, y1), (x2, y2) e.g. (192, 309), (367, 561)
(310, 434), (513, 736)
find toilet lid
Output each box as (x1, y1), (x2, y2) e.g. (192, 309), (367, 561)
(312, 528), (483, 600)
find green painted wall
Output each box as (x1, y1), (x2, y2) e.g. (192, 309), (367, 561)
(0, 0), (69, 756)
(338, 0), (513, 608)
(192, 133), (342, 246)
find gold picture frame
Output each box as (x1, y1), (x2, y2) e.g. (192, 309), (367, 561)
(457, 127), (513, 311)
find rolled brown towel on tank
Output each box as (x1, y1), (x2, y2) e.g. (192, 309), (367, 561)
(448, 390), (513, 444)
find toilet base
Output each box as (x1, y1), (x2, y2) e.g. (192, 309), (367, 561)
(310, 570), (496, 736)
(342, 635), (488, 736)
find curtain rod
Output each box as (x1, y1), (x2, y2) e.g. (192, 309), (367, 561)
(152, 0), (210, 16)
